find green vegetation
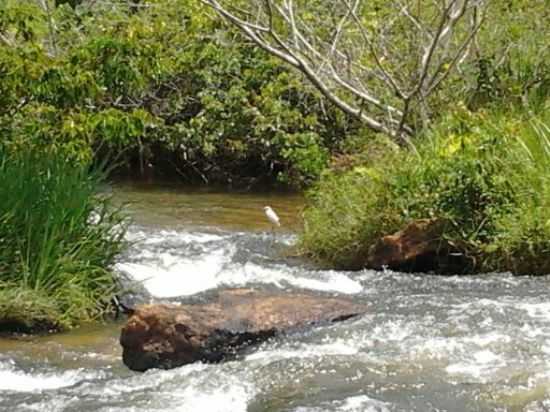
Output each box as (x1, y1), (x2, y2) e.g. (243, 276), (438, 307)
(0, 0), (352, 188)
(1, 0), (351, 331)
(300, 109), (550, 274)
(0, 149), (127, 331)
(0, 0), (352, 333)
(292, 1), (550, 274)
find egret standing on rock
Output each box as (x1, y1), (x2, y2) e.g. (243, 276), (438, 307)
(264, 206), (280, 231)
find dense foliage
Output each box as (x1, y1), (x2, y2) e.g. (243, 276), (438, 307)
(300, 109), (550, 274)
(1, 1), (547, 186)
(0, 149), (127, 330)
(0, 0), (354, 188)
(295, 1), (550, 274)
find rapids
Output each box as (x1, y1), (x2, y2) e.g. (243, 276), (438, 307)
(1, 183), (550, 412)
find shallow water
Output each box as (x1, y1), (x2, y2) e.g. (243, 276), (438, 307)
(2, 183), (550, 412)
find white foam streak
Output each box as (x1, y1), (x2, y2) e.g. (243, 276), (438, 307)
(340, 395), (391, 412)
(117, 226), (363, 297)
(286, 271), (363, 295)
(516, 302), (550, 319)
(171, 384), (250, 412)
(225, 263), (363, 295)
(125, 228), (225, 245)
(294, 395), (391, 412)
(116, 247), (231, 298)
(0, 362), (96, 392)
(246, 340), (359, 363)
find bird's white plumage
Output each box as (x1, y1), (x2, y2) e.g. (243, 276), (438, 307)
(263, 206), (280, 227)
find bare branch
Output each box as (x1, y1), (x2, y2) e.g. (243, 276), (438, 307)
(202, 0), (489, 142)
(36, 0), (59, 56)
(426, 4), (487, 95)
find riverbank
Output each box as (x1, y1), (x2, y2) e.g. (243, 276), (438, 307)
(299, 109), (550, 275)
(0, 178), (305, 335)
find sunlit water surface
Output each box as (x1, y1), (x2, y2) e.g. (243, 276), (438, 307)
(1, 182), (550, 412)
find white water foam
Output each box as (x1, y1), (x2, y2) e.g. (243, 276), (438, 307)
(161, 364), (255, 412)
(124, 228), (225, 245)
(117, 228), (363, 297)
(80, 363), (210, 397)
(246, 339), (360, 364)
(516, 302), (550, 320)
(339, 395), (391, 412)
(222, 262), (363, 295)
(445, 349), (504, 382)
(0, 361), (98, 392)
(76, 362), (254, 412)
(116, 246), (233, 298)
(294, 394), (391, 412)
(170, 383), (251, 412)
(119, 259), (363, 297)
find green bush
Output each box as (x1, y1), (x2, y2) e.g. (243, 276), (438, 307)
(465, 1), (550, 112)
(0, 0), (353, 187)
(0, 148), (127, 330)
(1, 1), (547, 187)
(300, 108), (550, 274)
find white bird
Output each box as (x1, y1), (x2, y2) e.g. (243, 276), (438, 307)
(263, 206), (281, 230)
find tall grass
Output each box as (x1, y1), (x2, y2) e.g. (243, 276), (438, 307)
(300, 108), (550, 274)
(0, 149), (127, 330)
(486, 116), (550, 273)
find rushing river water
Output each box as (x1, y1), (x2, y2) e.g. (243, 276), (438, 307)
(2, 183), (550, 412)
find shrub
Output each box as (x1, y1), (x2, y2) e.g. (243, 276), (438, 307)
(0, 148), (127, 330)
(0, 0), (353, 188)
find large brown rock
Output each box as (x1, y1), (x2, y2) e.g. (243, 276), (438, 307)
(367, 219), (449, 271)
(120, 289), (365, 371)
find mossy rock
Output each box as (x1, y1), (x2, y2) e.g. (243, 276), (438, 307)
(0, 285), (61, 335)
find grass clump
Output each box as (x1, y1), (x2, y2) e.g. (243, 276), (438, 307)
(0, 282), (61, 332)
(0, 149), (127, 331)
(300, 107), (550, 274)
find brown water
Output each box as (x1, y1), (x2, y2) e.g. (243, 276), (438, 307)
(2, 183), (550, 412)
(0, 322), (123, 371)
(112, 182), (304, 231)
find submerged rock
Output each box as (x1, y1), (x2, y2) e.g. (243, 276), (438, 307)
(120, 288), (365, 371)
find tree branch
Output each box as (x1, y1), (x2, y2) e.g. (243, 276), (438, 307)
(202, 0), (489, 142)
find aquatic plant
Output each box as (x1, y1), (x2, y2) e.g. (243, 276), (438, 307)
(0, 148), (128, 330)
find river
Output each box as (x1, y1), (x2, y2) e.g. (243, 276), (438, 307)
(1, 183), (550, 412)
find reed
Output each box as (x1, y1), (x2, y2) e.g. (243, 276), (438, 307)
(0, 149), (128, 330)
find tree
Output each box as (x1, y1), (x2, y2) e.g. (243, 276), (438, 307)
(202, 0), (488, 144)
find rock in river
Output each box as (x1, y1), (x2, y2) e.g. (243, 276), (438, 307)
(366, 218), (457, 272)
(120, 288), (365, 371)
